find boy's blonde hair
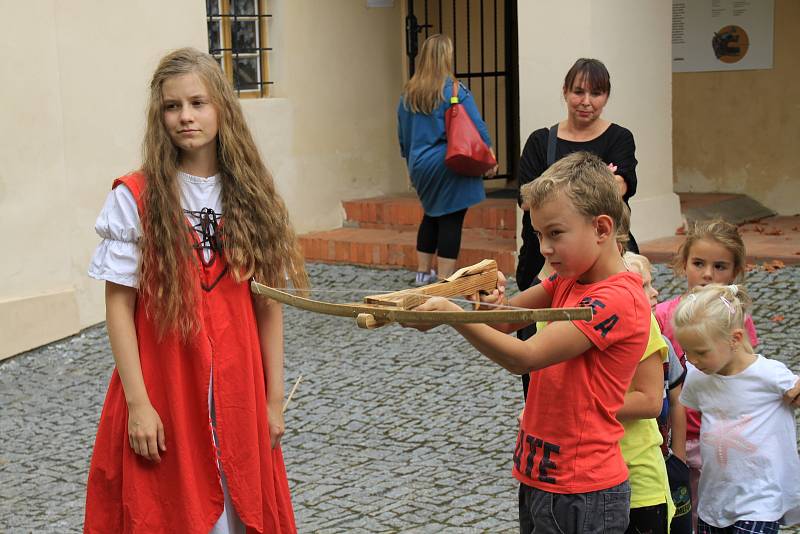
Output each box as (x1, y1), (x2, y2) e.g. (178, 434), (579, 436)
(521, 151), (625, 231)
(623, 251), (652, 277)
(672, 219), (746, 282)
(673, 283), (751, 345)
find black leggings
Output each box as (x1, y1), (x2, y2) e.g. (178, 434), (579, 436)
(416, 209), (468, 260)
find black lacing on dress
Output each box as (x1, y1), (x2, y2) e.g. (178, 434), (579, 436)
(185, 208), (228, 291)
(185, 208), (223, 262)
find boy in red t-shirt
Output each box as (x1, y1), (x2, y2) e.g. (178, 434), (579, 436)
(414, 151), (651, 532)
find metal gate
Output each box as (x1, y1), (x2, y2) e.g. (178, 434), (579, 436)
(406, 0), (519, 185)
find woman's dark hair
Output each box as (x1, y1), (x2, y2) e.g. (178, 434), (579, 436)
(563, 58), (611, 96)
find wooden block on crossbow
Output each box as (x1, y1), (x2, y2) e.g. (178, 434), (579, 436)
(363, 259), (498, 310)
(362, 292), (430, 309)
(356, 313), (391, 329)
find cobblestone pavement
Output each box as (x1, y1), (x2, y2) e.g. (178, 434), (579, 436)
(1, 263), (798, 533)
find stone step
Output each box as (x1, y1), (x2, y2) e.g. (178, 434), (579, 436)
(342, 194), (516, 238)
(299, 227), (516, 274)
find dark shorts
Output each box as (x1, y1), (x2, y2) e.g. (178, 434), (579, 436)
(665, 453), (693, 534)
(519, 480), (631, 533)
(627, 503), (668, 534)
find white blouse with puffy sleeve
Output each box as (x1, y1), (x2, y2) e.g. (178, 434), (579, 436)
(88, 172), (222, 288)
(88, 184), (141, 287)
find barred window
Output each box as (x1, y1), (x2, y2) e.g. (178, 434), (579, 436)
(206, 0), (272, 98)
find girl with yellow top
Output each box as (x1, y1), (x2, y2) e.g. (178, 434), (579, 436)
(619, 252), (675, 533)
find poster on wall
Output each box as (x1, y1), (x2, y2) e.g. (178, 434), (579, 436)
(672, 0), (773, 72)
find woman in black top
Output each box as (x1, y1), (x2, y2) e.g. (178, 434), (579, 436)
(516, 59), (672, 534)
(517, 58), (638, 293)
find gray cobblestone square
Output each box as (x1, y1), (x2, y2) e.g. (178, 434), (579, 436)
(1, 263), (798, 533)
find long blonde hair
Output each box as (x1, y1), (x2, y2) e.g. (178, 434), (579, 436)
(402, 34), (454, 114)
(140, 47), (307, 338)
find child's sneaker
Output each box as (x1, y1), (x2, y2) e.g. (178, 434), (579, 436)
(413, 269), (437, 286)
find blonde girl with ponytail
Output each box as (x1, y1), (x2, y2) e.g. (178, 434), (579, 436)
(674, 284), (800, 532)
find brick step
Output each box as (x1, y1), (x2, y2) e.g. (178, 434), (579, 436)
(342, 194), (516, 238)
(299, 227), (516, 274)
(640, 216), (800, 266)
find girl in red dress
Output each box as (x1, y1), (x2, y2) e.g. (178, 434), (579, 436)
(85, 47), (307, 534)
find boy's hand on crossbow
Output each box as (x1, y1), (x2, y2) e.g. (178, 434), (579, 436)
(415, 296), (462, 313)
(400, 296), (461, 332)
(475, 271), (508, 310)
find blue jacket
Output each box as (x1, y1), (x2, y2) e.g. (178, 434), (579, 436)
(397, 78), (491, 217)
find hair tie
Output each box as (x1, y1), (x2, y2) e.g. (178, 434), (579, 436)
(728, 284), (739, 296)
(719, 296), (734, 315)
(686, 294), (697, 304)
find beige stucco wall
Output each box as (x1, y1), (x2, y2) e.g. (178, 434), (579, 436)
(673, 0), (799, 215)
(516, 0), (683, 246)
(0, 1), (207, 360)
(242, 0), (408, 233)
(1, 0), (408, 359)
(0, 2), (75, 359)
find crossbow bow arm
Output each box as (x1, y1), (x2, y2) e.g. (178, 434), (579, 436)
(250, 282), (592, 329)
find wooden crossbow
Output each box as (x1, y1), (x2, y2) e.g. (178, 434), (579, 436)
(250, 259), (592, 329)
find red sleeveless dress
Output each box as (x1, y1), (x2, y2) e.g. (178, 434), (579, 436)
(84, 172), (297, 534)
